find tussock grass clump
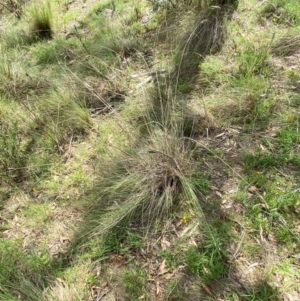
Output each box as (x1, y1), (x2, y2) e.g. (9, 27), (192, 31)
(0, 240), (50, 301)
(79, 131), (201, 239)
(271, 33), (300, 56)
(0, 26), (38, 48)
(29, 1), (53, 39)
(235, 43), (270, 78)
(0, 56), (50, 100)
(32, 38), (76, 65)
(259, 0), (300, 26)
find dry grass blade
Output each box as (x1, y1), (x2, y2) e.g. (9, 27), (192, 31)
(271, 33), (300, 56)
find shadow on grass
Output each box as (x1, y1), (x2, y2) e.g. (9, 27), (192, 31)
(172, 0), (239, 88)
(1, 1), (287, 300)
(167, 276), (281, 300)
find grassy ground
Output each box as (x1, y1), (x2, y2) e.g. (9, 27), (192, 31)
(0, 0), (300, 300)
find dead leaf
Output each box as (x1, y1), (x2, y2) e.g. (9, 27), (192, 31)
(216, 191), (223, 198)
(215, 132), (225, 138)
(259, 144), (267, 151)
(161, 238), (171, 250)
(190, 237), (197, 247)
(202, 284), (213, 295)
(162, 273), (174, 280)
(147, 278), (155, 282)
(109, 254), (125, 267)
(156, 280), (160, 295)
(248, 186), (257, 193)
(56, 278), (66, 286)
(59, 236), (69, 243)
(158, 260), (168, 275)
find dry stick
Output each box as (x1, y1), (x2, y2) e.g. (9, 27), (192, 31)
(0, 2), (13, 13)
(63, 131), (73, 163)
(96, 289), (112, 301)
(233, 229), (245, 259)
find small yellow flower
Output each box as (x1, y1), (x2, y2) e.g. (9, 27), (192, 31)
(32, 187), (37, 192)
(181, 215), (188, 223)
(273, 17), (277, 22)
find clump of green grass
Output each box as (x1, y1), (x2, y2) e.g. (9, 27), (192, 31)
(241, 282), (281, 301)
(0, 239), (51, 301)
(235, 43), (270, 78)
(0, 119), (30, 183)
(185, 224), (229, 284)
(279, 125), (300, 141)
(0, 23), (37, 48)
(32, 38), (76, 65)
(198, 56), (228, 90)
(0, 48), (50, 100)
(242, 126), (300, 244)
(28, 84), (92, 149)
(79, 2), (142, 62)
(123, 268), (148, 300)
(29, 0), (53, 39)
(212, 39), (277, 130)
(243, 152), (283, 171)
(259, 0), (300, 26)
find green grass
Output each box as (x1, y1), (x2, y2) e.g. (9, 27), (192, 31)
(185, 223), (230, 284)
(123, 268), (148, 300)
(32, 38), (75, 64)
(29, 0), (53, 39)
(1, 0), (300, 300)
(259, 0), (300, 26)
(0, 239), (52, 301)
